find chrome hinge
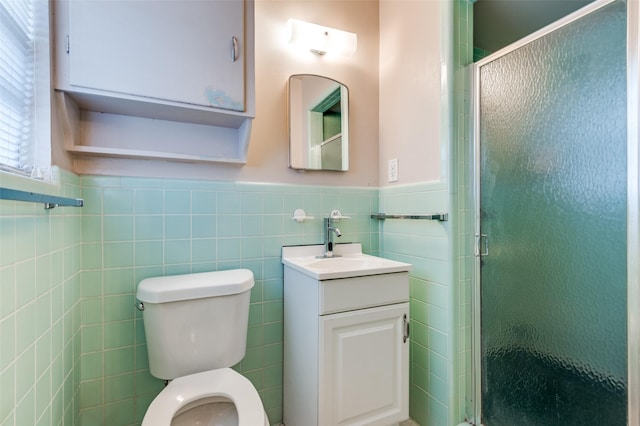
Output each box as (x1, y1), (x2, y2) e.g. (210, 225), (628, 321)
(65, 35), (70, 53)
(403, 314), (410, 343)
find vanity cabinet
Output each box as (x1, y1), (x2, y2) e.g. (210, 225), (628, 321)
(283, 266), (410, 426)
(53, 0), (255, 164)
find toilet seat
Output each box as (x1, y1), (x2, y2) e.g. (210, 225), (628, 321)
(142, 368), (267, 426)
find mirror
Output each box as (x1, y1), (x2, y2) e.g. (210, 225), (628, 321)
(288, 74), (349, 171)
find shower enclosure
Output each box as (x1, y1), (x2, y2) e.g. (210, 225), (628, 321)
(471, 0), (639, 424)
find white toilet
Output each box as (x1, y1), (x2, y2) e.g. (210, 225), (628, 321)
(136, 269), (270, 426)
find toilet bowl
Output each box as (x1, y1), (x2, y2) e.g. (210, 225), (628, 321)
(142, 368), (269, 426)
(136, 270), (269, 426)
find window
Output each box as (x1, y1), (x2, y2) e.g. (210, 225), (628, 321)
(0, 0), (50, 179)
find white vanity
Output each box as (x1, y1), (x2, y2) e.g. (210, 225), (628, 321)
(282, 243), (412, 426)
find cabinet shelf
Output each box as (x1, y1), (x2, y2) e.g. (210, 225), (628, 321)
(61, 89), (253, 129)
(65, 145), (248, 166)
(57, 91), (252, 165)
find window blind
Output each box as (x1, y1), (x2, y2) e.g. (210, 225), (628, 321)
(0, 0), (36, 176)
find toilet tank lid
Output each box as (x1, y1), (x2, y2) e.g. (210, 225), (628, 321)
(137, 269), (254, 303)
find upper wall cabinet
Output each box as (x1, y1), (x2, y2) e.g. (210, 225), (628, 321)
(54, 0), (255, 165)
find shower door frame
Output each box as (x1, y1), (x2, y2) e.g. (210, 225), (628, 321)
(470, 0), (640, 424)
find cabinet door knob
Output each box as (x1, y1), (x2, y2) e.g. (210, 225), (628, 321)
(231, 36), (239, 62)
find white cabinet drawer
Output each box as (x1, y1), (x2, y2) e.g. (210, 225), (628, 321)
(320, 272), (409, 315)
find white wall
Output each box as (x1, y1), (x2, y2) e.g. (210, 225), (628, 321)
(378, 2), (458, 424)
(379, 0), (445, 186)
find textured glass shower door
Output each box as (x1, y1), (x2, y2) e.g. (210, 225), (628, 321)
(476, 1), (628, 424)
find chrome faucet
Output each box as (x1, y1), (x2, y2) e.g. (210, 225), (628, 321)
(322, 217), (342, 258)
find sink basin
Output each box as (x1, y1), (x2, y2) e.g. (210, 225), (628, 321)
(282, 243), (412, 280)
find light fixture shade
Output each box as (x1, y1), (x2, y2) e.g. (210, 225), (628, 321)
(287, 19), (357, 56)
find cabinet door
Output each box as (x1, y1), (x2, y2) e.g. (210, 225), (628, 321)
(67, 0), (245, 111)
(319, 303), (409, 426)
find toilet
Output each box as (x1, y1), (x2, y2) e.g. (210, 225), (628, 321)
(136, 269), (269, 426)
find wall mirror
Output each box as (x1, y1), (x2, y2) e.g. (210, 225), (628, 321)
(288, 74), (349, 171)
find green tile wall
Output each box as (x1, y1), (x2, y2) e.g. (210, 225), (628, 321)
(77, 176), (379, 425)
(454, 0), (475, 422)
(0, 168), (83, 426)
(1, 169), (464, 426)
(379, 182), (452, 426)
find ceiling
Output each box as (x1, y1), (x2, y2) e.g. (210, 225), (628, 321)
(474, 0), (594, 53)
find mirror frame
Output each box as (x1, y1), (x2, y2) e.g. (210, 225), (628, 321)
(288, 74), (349, 171)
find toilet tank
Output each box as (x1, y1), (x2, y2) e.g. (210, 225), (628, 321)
(137, 269), (254, 380)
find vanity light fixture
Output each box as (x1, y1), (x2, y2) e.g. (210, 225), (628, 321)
(287, 19), (357, 56)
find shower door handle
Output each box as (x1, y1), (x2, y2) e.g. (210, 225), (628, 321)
(475, 234), (489, 257)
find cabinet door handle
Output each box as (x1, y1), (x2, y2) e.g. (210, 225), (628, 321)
(403, 314), (410, 343)
(231, 36), (239, 62)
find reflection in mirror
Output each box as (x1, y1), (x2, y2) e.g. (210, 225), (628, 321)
(288, 75), (349, 171)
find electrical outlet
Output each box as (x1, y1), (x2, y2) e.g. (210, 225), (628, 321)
(388, 158), (399, 182)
